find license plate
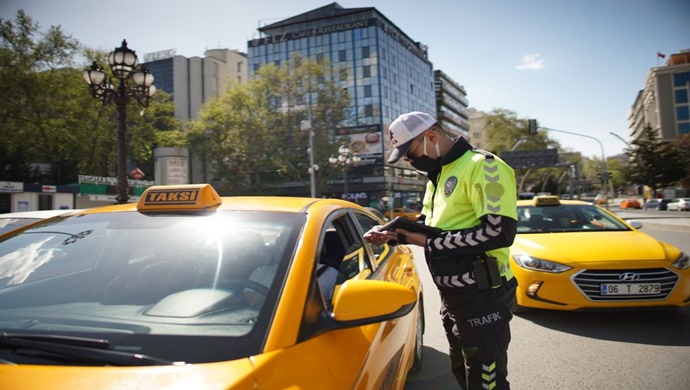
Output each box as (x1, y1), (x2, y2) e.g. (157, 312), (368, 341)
(600, 283), (661, 295)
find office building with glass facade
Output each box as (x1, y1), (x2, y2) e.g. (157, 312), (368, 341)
(247, 2), (434, 208)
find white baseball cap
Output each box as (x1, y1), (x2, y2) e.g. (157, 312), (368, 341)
(387, 111), (437, 163)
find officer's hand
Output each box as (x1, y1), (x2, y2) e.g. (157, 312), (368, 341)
(363, 226), (397, 246)
(395, 229), (428, 248)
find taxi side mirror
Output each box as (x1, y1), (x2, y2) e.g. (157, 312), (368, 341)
(319, 279), (417, 329)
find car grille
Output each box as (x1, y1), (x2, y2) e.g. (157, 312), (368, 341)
(572, 268), (679, 301)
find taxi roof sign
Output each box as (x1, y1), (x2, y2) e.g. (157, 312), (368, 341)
(533, 195), (561, 207)
(138, 184), (221, 211)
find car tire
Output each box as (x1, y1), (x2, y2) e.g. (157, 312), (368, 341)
(409, 297), (425, 375)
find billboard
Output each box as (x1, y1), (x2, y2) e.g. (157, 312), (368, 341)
(500, 149), (559, 169)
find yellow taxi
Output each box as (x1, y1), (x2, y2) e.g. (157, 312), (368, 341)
(511, 196), (690, 312)
(0, 184), (424, 389)
(385, 207), (420, 221)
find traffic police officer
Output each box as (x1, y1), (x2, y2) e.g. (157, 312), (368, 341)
(364, 111), (518, 390)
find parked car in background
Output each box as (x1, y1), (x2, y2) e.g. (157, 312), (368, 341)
(518, 192), (536, 200)
(365, 207), (389, 222)
(594, 193), (608, 205)
(619, 199), (642, 209)
(0, 209), (81, 236)
(386, 207), (420, 221)
(667, 198), (690, 211)
(643, 198), (671, 211)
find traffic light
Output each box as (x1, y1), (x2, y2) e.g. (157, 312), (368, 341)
(528, 119), (538, 134)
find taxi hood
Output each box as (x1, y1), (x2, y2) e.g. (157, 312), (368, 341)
(513, 231), (671, 263)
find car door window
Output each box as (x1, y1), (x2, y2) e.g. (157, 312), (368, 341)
(353, 212), (388, 262)
(317, 214), (377, 308)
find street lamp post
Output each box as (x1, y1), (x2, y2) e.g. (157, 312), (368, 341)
(301, 119), (318, 198)
(83, 40), (156, 204)
(537, 125), (611, 208)
(329, 145), (361, 201)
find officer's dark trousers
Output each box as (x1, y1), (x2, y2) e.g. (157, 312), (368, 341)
(440, 278), (517, 390)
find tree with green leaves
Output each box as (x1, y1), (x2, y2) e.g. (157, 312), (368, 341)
(628, 125), (684, 198)
(485, 108), (558, 154)
(187, 53), (350, 196)
(669, 133), (690, 188)
(484, 109), (565, 193)
(0, 10), (182, 185)
(1, 10), (83, 184)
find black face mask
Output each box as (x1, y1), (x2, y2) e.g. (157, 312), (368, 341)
(410, 155), (441, 176)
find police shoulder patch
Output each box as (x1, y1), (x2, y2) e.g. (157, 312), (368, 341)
(444, 176), (458, 197)
(472, 148), (495, 160)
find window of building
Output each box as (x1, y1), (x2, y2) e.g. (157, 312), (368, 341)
(679, 122), (690, 134)
(364, 104), (373, 117)
(339, 50), (347, 62)
(676, 89), (688, 104)
(339, 68), (348, 81)
(677, 105), (689, 121)
(362, 65), (370, 78)
(316, 53), (324, 63)
(237, 61), (243, 73)
(364, 85), (372, 97)
(362, 46), (369, 58)
(673, 72), (690, 87)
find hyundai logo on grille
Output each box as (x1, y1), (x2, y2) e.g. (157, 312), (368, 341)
(619, 272), (640, 282)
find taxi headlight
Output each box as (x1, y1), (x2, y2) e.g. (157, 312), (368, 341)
(513, 254), (572, 273)
(671, 252), (689, 270)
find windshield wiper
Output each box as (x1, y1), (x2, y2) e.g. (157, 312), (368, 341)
(0, 332), (174, 366)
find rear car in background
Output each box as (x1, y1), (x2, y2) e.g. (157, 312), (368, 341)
(667, 198), (690, 211)
(0, 184), (424, 389)
(619, 199), (642, 209)
(511, 196), (690, 312)
(642, 199), (671, 210)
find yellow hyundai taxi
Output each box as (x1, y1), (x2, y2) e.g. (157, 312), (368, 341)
(0, 184), (424, 389)
(511, 196), (690, 312)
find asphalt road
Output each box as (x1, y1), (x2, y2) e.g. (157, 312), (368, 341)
(403, 219), (690, 390)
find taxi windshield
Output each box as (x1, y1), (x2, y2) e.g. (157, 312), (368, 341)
(516, 204), (630, 233)
(0, 210), (303, 363)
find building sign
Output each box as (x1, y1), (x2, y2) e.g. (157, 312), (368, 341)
(165, 158), (188, 185)
(0, 181), (23, 193)
(500, 149), (559, 169)
(251, 19), (374, 47)
(41, 185), (56, 193)
(250, 18), (428, 61)
(379, 21), (428, 60)
(143, 49), (177, 62)
(334, 124), (383, 165)
(78, 175), (154, 188)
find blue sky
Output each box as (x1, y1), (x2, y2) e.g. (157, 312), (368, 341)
(2, 0), (688, 159)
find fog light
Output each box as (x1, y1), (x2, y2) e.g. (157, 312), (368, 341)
(526, 281), (543, 297)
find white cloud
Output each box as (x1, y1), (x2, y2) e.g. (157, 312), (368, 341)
(516, 53), (545, 71)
